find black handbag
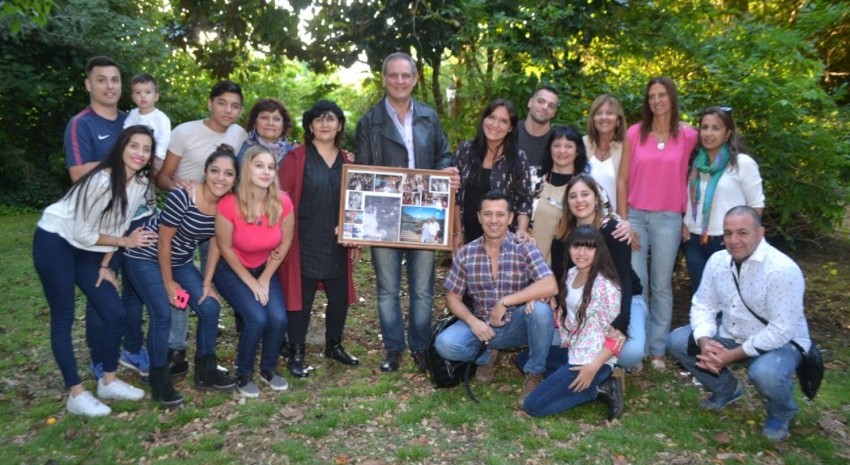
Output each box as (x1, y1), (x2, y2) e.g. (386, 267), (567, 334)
(424, 315), (486, 402)
(731, 263), (824, 399)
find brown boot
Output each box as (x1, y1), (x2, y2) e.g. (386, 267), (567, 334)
(475, 349), (500, 383)
(518, 373), (543, 407)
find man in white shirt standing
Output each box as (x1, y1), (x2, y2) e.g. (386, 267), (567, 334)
(667, 206), (811, 442)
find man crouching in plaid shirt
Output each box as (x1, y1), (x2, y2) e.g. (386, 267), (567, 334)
(435, 188), (558, 406)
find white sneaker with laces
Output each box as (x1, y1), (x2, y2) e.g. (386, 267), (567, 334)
(67, 391), (111, 417)
(97, 378), (145, 401)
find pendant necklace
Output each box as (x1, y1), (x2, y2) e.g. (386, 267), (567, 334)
(655, 132), (669, 150)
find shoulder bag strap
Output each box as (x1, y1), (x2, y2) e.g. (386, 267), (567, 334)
(730, 259), (806, 356)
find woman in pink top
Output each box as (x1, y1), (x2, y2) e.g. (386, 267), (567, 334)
(213, 146), (294, 398)
(626, 77), (698, 371)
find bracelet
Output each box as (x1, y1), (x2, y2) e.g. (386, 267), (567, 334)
(452, 232), (461, 237)
(100, 264), (111, 269)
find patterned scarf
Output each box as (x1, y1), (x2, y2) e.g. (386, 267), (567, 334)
(689, 144), (730, 244)
(246, 130), (295, 165)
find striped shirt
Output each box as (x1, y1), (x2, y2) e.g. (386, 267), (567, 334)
(445, 232), (553, 322)
(125, 188), (214, 265)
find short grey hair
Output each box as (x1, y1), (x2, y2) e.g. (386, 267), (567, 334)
(725, 205), (762, 228)
(381, 52), (418, 77)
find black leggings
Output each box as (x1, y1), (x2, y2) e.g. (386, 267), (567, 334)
(286, 274), (349, 345)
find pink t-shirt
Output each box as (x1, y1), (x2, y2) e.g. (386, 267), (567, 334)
(627, 123), (698, 213)
(217, 192), (293, 268)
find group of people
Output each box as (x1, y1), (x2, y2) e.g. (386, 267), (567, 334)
(36, 52), (811, 442)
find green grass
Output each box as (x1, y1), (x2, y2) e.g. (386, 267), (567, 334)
(2, 213), (849, 464)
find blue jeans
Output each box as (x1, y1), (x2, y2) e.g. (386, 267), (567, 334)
(434, 302), (554, 375)
(682, 233), (725, 295)
(371, 247), (435, 352)
(516, 295), (649, 372)
(33, 229), (125, 387)
(628, 208), (682, 356)
(214, 260), (286, 377)
(169, 239), (209, 350)
(667, 325), (802, 424)
(618, 295), (648, 369)
(125, 257), (221, 368)
(523, 359), (612, 417)
(85, 216), (149, 363)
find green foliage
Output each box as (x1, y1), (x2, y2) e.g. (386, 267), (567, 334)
(0, 0), (54, 34)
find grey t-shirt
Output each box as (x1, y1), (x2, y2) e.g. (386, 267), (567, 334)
(517, 122), (551, 192)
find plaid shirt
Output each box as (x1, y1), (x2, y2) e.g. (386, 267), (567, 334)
(445, 232), (553, 322)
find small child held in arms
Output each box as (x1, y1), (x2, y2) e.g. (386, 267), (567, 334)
(124, 73), (171, 171)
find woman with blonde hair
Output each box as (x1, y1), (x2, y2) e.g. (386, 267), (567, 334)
(584, 94), (630, 218)
(213, 146), (294, 398)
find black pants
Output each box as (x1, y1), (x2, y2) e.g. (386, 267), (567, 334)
(287, 274), (349, 345)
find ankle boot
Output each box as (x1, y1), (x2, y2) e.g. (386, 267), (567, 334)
(167, 349), (188, 378)
(287, 344), (310, 378)
(279, 337), (291, 360)
(150, 366), (183, 408)
(325, 339), (359, 366)
(194, 354), (236, 392)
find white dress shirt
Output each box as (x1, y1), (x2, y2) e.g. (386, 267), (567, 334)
(690, 238), (811, 356)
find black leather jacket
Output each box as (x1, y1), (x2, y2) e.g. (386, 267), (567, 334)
(354, 97), (453, 170)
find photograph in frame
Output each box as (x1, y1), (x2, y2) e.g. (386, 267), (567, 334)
(339, 166), (455, 251)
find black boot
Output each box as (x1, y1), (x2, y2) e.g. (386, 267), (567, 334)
(167, 349), (188, 378)
(150, 366), (183, 408)
(597, 375), (624, 420)
(325, 339), (359, 366)
(287, 344), (310, 378)
(279, 336), (291, 360)
(193, 354), (237, 392)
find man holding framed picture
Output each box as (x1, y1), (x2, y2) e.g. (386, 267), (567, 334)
(355, 52), (458, 373)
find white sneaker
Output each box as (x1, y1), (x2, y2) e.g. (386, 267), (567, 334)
(67, 391), (111, 417)
(97, 378), (145, 401)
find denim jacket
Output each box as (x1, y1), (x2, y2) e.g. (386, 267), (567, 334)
(354, 97), (453, 170)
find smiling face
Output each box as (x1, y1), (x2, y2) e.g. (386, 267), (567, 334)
(207, 91), (243, 132)
(382, 57), (417, 105)
(527, 89), (558, 125)
(723, 213), (764, 263)
(569, 243), (597, 272)
(255, 110), (284, 143)
(483, 105), (513, 144)
(310, 111), (342, 145)
(550, 136), (577, 173)
(647, 83), (671, 119)
(85, 65), (121, 110)
(699, 113), (731, 156)
(204, 156), (237, 198)
(592, 101), (618, 137)
(248, 151), (276, 190)
(477, 198), (513, 241)
(567, 181), (597, 224)
(122, 133), (153, 176)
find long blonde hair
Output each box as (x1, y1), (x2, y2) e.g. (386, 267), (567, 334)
(237, 146), (283, 226)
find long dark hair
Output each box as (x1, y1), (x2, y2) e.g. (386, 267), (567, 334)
(555, 174), (606, 241)
(68, 125), (155, 225)
(468, 99), (522, 199)
(639, 76), (682, 143)
(691, 106), (747, 169)
(539, 126), (589, 178)
(561, 224), (621, 331)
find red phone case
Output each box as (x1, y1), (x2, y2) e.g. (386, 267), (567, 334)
(175, 289), (189, 310)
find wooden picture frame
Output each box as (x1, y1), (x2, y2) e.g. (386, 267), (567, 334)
(338, 165), (455, 251)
